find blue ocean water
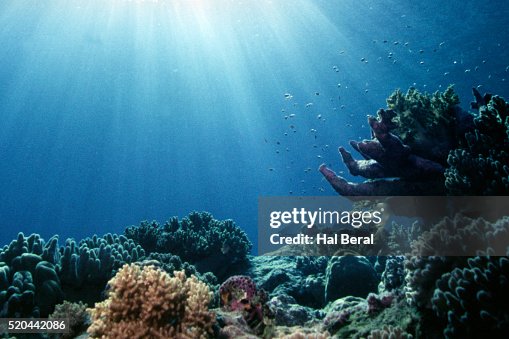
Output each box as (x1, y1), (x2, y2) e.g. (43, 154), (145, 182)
(0, 0), (508, 246)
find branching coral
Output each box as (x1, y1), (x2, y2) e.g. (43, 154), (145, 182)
(386, 86), (462, 163)
(445, 89), (509, 194)
(87, 264), (215, 339)
(431, 256), (509, 338)
(409, 214), (509, 256)
(125, 212), (252, 277)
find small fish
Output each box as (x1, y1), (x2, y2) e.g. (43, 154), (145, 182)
(284, 93), (293, 100)
(317, 114), (322, 119)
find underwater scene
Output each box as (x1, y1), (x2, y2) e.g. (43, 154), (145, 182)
(1, 0), (509, 338)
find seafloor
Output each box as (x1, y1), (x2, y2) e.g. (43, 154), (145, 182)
(1, 87), (508, 338)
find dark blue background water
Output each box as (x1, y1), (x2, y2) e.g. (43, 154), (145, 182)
(0, 0), (508, 246)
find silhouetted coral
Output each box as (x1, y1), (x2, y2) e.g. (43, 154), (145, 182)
(431, 256), (509, 338)
(58, 233), (144, 303)
(445, 89), (509, 194)
(404, 256), (465, 309)
(125, 211), (251, 277)
(87, 264), (215, 338)
(0, 232), (63, 317)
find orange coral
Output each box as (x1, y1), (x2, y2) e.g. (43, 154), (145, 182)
(87, 264), (215, 339)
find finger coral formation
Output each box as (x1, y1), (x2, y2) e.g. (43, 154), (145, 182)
(320, 86), (473, 196)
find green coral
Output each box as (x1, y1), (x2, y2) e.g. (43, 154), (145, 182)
(445, 94), (509, 194)
(386, 85), (461, 163)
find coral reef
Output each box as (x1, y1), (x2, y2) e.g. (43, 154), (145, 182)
(325, 256), (378, 303)
(431, 256), (509, 338)
(367, 325), (413, 339)
(268, 294), (324, 327)
(385, 86), (463, 163)
(320, 86), (473, 196)
(0, 233), (63, 317)
(322, 296), (418, 338)
(366, 292), (394, 315)
(125, 211), (252, 278)
(49, 301), (90, 338)
(445, 89), (509, 194)
(219, 275), (269, 334)
(410, 214), (509, 256)
(248, 256), (327, 309)
(219, 275), (258, 312)
(378, 256), (406, 294)
(57, 233), (145, 303)
(87, 264), (215, 339)
(319, 109), (446, 196)
(404, 256), (465, 309)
